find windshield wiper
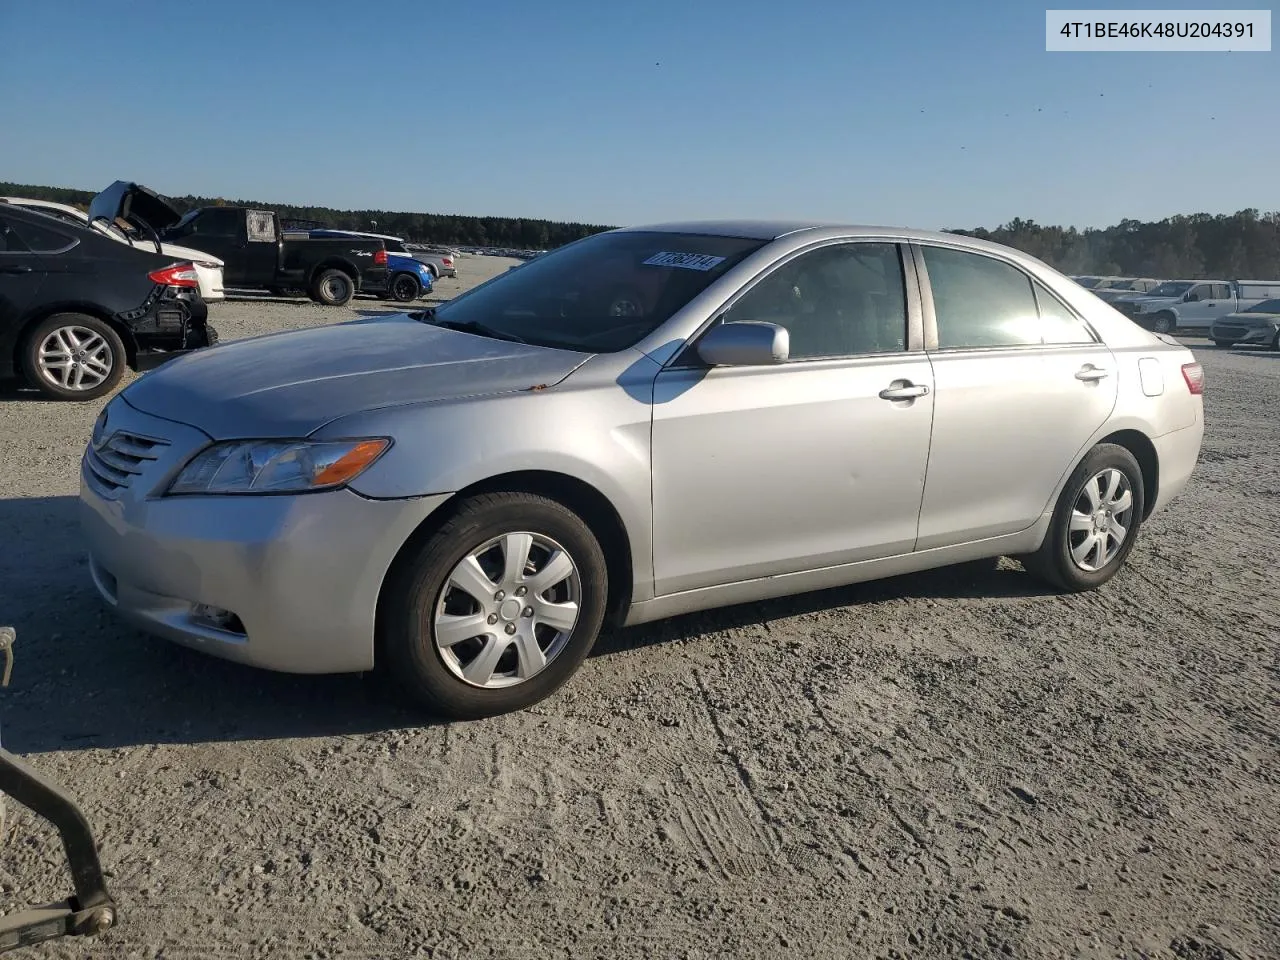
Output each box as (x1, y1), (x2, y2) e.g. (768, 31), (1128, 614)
(431, 318), (529, 344)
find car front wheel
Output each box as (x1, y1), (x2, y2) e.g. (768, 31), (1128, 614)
(389, 273), (421, 302)
(1020, 443), (1145, 592)
(383, 492), (609, 719)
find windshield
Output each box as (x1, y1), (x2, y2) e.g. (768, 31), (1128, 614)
(1245, 298), (1280, 313)
(1147, 282), (1193, 297)
(425, 230), (766, 352)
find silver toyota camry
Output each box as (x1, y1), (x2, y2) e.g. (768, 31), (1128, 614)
(79, 221), (1206, 719)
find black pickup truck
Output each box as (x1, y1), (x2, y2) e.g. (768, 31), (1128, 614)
(88, 182), (388, 306)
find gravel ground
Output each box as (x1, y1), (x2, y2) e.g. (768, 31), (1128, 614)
(0, 263), (1276, 959)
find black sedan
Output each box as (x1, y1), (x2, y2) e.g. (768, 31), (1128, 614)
(0, 205), (216, 401)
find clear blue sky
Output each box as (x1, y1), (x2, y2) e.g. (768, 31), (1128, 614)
(1, 0), (1275, 230)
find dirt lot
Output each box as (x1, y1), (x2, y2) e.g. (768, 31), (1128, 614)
(0, 261), (1276, 959)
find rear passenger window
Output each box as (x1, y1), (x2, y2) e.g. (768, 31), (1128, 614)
(922, 246), (1041, 349)
(8, 218), (75, 253)
(0, 219), (27, 253)
(1033, 281), (1094, 344)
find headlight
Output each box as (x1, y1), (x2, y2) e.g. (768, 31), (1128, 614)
(167, 438), (391, 495)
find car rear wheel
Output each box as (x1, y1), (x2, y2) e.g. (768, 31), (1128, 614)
(383, 492), (609, 719)
(310, 269), (355, 306)
(21, 314), (126, 402)
(1020, 443), (1145, 592)
(426, 264), (439, 280)
(1272, 330), (1280, 351)
(389, 272), (421, 303)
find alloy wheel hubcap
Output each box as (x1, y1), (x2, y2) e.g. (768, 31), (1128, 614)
(1069, 467), (1134, 572)
(433, 532), (581, 688)
(37, 326), (113, 390)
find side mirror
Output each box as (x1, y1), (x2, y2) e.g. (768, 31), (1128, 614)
(696, 321), (789, 366)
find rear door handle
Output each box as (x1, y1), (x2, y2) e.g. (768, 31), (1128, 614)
(879, 381), (930, 400)
(1075, 365), (1110, 382)
(0, 265), (33, 274)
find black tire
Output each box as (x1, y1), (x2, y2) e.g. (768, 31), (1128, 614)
(426, 264), (440, 280)
(389, 272), (421, 303)
(383, 492), (609, 720)
(1212, 338), (1237, 348)
(310, 268), (355, 306)
(20, 313), (126, 402)
(1151, 313), (1175, 335)
(203, 324), (220, 347)
(1272, 330), (1280, 352)
(1021, 443), (1145, 593)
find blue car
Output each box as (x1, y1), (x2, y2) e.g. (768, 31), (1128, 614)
(303, 229), (434, 302)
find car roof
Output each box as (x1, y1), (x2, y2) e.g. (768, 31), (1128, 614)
(611, 219), (1049, 259)
(0, 197), (88, 217)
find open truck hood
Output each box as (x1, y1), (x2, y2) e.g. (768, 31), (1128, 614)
(89, 180), (185, 235)
(119, 313), (590, 439)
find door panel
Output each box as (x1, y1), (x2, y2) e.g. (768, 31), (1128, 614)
(912, 242), (1119, 548)
(916, 345), (1117, 548)
(651, 357), (935, 595)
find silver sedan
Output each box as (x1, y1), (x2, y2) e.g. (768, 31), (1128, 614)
(79, 221), (1206, 719)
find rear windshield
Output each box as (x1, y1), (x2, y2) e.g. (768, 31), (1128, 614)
(426, 231), (766, 352)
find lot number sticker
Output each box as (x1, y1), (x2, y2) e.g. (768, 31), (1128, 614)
(642, 251), (727, 271)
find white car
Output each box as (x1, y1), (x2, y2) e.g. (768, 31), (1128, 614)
(0, 197), (225, 302)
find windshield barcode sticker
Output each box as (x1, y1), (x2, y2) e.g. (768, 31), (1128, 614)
(642, 251), (727, 271)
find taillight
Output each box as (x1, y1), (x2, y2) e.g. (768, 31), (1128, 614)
(1181, 361), (1204, 395)
(148, 262), (199, 288)
(374, 249), (387, 265)
(442, 257), (453, 265)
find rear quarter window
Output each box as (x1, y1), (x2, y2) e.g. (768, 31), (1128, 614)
(9, 218), (77, 253)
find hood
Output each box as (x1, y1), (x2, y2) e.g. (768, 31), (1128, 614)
(1223, 310), (1280, 325)
(120, 313), (589, 439)
(89, 180), (184, 234)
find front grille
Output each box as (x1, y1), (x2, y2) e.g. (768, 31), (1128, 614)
(84, 431), (170, 496)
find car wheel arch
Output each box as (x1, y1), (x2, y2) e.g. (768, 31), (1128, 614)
(13, 304), (139, 371)
(308, 259), (359, 285)
(1096, 429), (1159, 520)
(373, 469), (635, 668)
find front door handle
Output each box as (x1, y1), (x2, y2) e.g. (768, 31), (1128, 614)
(1075, 365), (1110, 382)
(0, 265), (33, 274)
(879, 381), (930, 401)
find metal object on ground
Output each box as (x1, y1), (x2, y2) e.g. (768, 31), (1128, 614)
(0, 627), (119, 952)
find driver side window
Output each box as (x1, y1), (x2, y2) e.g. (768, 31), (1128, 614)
(722, 242), (907, 360)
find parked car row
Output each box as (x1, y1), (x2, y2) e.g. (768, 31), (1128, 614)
(0, 203), (216, 400)
(1, 196), (227, 303)
(1069, 273), (1280, 345)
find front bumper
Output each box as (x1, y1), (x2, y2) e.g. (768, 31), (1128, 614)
(79, 397), (451, 674)
(1210, 322), (1278, 346)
